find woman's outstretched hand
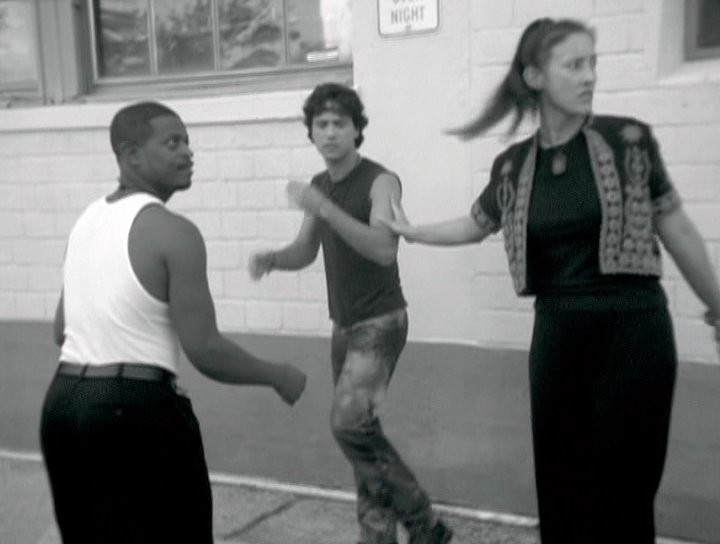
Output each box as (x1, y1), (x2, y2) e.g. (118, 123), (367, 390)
(382, 194), (415, 242)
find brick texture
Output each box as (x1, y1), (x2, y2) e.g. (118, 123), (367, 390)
(0, 0), (718, 364)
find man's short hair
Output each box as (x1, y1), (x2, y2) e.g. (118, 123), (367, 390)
(302, 83), (369, 148)
(110, 101), (180, 157)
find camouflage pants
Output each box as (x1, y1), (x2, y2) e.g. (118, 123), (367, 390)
(330, 308), (434, 544)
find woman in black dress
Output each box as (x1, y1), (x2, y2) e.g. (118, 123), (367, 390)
(386, 17), (720, 544)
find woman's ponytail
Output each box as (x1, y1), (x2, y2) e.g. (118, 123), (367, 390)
(448, 18), (592, 141)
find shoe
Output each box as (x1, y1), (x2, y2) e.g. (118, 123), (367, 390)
(408, 519), (453, 544)
(429, 519), (453, 544)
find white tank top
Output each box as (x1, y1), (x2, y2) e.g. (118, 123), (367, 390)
(60, 193), (180, 374)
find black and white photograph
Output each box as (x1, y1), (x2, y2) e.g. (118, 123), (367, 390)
(1, 1), (719, 543)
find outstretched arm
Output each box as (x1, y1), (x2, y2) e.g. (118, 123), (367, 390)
(161, 212), (306, 404)
(287, 173), (401, 266)
(249, 213), (321, 279)
(384, 194), (491, 246)
(656, 207), (720, 358)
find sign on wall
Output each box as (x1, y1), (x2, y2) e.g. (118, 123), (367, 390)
(377, 0), (439, 38)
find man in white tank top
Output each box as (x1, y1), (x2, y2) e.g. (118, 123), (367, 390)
(40, 101), (306, 544)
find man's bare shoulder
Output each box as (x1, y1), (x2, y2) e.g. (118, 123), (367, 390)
(370, 172), (401, 198)
(374, 171), (400, 185)
(133, 204), (204, 254)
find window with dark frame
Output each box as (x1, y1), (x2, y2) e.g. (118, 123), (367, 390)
(90, 0), (352, 87)
(0, 0), (352, 107)
(0, 0), (41, 102)
(686, 0), (720, 61)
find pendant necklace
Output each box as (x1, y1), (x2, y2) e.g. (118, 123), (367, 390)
(540, 134), (570, 177)
(551, 147), (567, 176)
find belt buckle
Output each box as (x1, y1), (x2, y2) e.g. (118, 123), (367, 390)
(171, 380), (189, 398)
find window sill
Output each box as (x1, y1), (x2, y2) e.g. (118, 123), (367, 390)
(0, 88), (312, 133)
(658, 57), (720, 86)
(0, 63), (353, 133)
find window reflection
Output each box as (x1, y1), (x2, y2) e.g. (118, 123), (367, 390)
(155, 0), (214, 74)
(697, 0), (720, 49)
(218, 0), (284, 70)
(0, 0), (39, 89)
(92, 0), (351, 81)
(95, 0), (150, 77)
(288, 0), (352, 64)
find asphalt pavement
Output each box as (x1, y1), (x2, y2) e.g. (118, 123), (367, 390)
(1, 321), (719, 543)
(0, 452), (708, 544)
(1, 452), (543, 544)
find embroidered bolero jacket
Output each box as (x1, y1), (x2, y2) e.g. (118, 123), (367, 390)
(470, 115), (682, 295)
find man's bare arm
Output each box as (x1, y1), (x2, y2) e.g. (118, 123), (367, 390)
(249, 213), (321, 279)
(287, 173), (401, 266)
(159, 211), (306, 403)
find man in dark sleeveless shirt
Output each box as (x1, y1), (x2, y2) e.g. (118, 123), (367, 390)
(250, 84), (452, 544)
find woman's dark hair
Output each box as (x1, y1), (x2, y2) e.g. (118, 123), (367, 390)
(303, 83), (369, 148)
(110, 101), (180, 157)
(449, 18), (594, 140)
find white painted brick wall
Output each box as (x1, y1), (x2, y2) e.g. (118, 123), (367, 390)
(0, 293), (15, 319)
(219, 212), (258, 239)
(214, 300), (246, 330)
(27, 267), (62, 292)
(0, 1), (719, 364)
(683, 204), (720, 241)
(207, 270), (224, 299)
(456, 0), (720, 363)
(254, 149), (291, 179)
(593, 14), (646, 54)
(0, 267), (28, 291)
(282, 303), (328, 333)
(0, 241), (11, 264)
(472, 310), (535, 348)
(0, 213), (24, 238)
(470, 1), (513, 29)
(14, 293), (47, 319)
(246, 302), (283, 331)
(13, 240), (66, 266)
(513, 0), (593, 25)
(205, 241), (243, 270)
(215, 151), (255, 181)
(299, 272), (328, 302)
(592, 0), (645, 16)
(470, 276), (518, 311)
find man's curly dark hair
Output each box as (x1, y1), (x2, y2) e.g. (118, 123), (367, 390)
(302, 83), (369, 148)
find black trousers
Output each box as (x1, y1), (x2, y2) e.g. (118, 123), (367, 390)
(529, 301), (677, 544)
(40, 370), (213, 544)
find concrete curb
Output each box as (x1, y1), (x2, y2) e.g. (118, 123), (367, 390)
(1, 449), (704, 544)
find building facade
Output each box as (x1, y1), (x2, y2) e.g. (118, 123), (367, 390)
(1, 0), (719, 362)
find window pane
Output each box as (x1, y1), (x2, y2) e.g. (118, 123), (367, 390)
(0, 0), (39, 90)
(155, 0), (213, 74)
(89, 0), (353, 91)
(218, 0), (285, 70)
(95, 0), (151, 77)
(287, 0), (352, 65)
(697, 0), (720, 49)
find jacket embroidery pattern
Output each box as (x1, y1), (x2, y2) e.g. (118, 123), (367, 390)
(470, 116), (681, 295)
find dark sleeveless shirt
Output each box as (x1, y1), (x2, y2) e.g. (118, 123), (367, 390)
(311, 158), (406, 327)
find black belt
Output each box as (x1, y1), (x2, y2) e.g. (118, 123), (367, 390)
(57, 362), (175, 383)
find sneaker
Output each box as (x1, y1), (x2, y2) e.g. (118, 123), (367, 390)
(429, 519), (453, 544)
(408, 519), (453, 544)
